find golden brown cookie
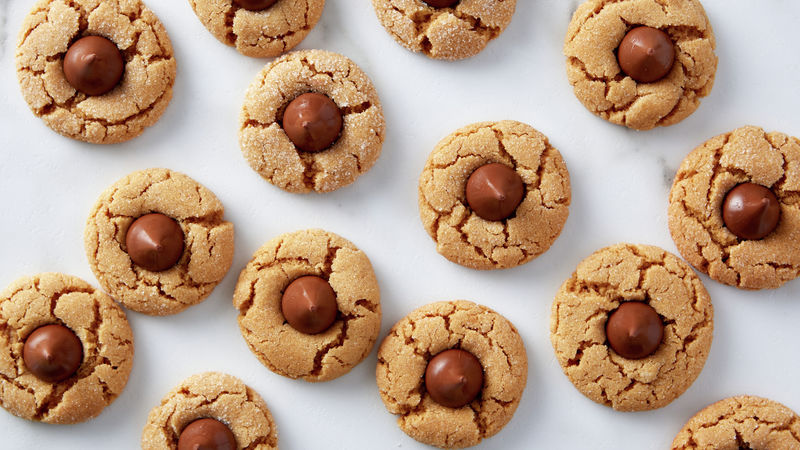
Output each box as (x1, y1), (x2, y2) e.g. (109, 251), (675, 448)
(370, 0), (517, 60)
(550, 244), (713, 412)
(0, 273), (134, 424)
(564, 0), (717, 130)
(668, 126), (800, 290)
(15, 0), (177, 144)
(672, 396), (800, 449)
(376, 301), (527, 449)
(418, 120), (571, 270)
(141, 372), (278, 449)
(239, 50), (386, 193)
(188, 0), (324, 58)
(233, 229), (381, 382)
(84, 168), (235, 316)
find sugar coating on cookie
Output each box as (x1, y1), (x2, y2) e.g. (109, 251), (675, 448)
(239, 50), (386, 193)
(0, 273), (134, 424)
(188, 0), (325, 58)
(565, 0), (717, 130)
(668, 126), (800, 290)
(233, 229), (381, 382)
(84, 168), (235, 316)
(376, 300), (527, 449)
(15, 0), (177, 144)
(550, 244), (713, 412)
(418, 120), (571, 270)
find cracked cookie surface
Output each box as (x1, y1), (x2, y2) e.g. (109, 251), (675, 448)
(0, 273), (134, 424)
(668, 126), (800, 290)
(15, 0), (176, 144)
(672, 395), (800, 449)
(564, 0), (717, 130)
(418, 120), (571, 270)
(550, 244), (713, 412)
(371, 0), (517, 60)
(84, 168), (235, 316)
(188, 0), (324, 58)
(233, 229), (381, 382)
(142, 372), (278, 449)
(239, 50), (385, 193)
(376, 301), (527, 449)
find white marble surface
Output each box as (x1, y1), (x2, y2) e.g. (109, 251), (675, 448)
(1, 1), (800, 449)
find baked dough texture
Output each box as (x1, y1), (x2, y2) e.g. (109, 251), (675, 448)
(84, 168), (235, 316)
(0, 273), (134, 424)
(418, 120), (571, 270)
(15, 0), (176, 144)
(668, 125), (800, 290)
(564, 0), (717, 130)
(376, 301), (527, 449)
(550, 244), (713, 412)
(239, 50), (386, 193)
(233, 229), (381, 382)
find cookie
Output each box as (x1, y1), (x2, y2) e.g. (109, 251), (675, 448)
(233, 229), (381, 382)
(15, 0), (176, 144)
(239, 50), (386, 193)
(376, 300), (527, 449)
(0, 273), (134, 424)
(564, 0), (717, 130)
(672, 396), (800, 449)
(188, 0), (324, 58)
(370, 0), (517, 60)
(84, 168), (235, 316)
(550, 244), (713, 412)
(668, 126), (800, 290)
(418, 120), (571, 270)
(141, 372), (278, 449)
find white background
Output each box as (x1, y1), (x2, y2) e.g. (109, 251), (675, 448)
(1, 0), (799, 449)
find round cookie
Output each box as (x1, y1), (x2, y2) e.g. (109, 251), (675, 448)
(233, 229), (381, 382)
(188, 0), (324, 58)
(564, 0), (717, 130)
(371, 0), (517, 60)
(668, 126), (800, 290)
(0, 273), (134, 424)
(141, 372), (278, 449)
(84, 168), (235, 316)
(550, 244), (713, 412)
(376, 300), (527, 449)
(15, 0), (177, 144)
(418, 120), (571, 270)
(672, 396), (800, 449)
(239, 50), (386, 193)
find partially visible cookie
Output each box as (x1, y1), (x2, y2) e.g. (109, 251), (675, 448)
(0, 273), (134, 424)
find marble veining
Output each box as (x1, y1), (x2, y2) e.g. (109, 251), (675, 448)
(0, 0), (10, 60)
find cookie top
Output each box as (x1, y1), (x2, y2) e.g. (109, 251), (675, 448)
(672, 396), (800, 449)
(550, 244), (713, 412)
(142, 372), (278, 449)
(0, 273), (134, 424)
(239, 50), (386, 193)
(188, 0), (325, 58)
(15, 0), (176, 144)
(418, 120), (571, 270)
(233, 229), (381, 382)
(564, 0), (717, 130)
(84, 168), (235, 316)
(371, 0), (517, 60)
(376, 301), (527, 449)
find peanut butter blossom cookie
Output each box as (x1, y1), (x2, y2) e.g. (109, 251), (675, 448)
(0, 273), (134, 424)
(565, 0), (717, 130)
(418, 120), (571, 270)
(84, 168), (235, 316)
(550, 244), (713, 412)
(15, 0), (176, 144)
(239, 50), (386, 193)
